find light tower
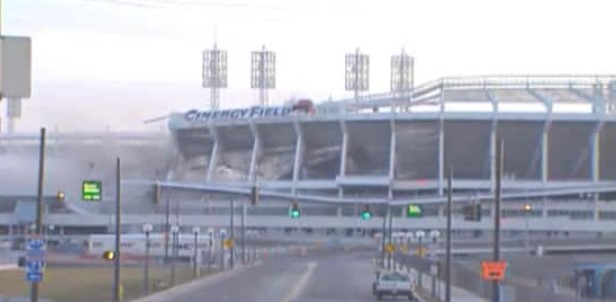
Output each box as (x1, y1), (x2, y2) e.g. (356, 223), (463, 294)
(202, 44), (228, 110)
(345, 47), (370, 102)
(251, 45), (276, 106)
(390, 48), (414, 100)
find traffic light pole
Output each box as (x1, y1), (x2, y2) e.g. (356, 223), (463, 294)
(492, 139), (504, 302)
(445, 167), (453, 302)
(387, 204), (393, 270)
(241, 203), (246, 265)
(380, 204), (387, 268)
(164, 198), (170, 264)
(113, 157), (122, 302)
(230, 199), (235, 269)
(31, 128), (46, 302)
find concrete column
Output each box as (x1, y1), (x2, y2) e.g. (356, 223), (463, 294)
(540, 120), (551, 219)
(437, 119), (445, 196)
(389, 120), (397, 181)
(207, 124), (220, 182)
(489, 120), (497, 193)
(248, 122), (260, 183)
(292, 120), (304, 195)
(591, 123), (603, 220)
(340, 131), (348, 178)
(338, 120), (348, 211)
(541, 122), (551, 184)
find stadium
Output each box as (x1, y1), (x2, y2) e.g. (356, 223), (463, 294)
(1, 75), (616, 235)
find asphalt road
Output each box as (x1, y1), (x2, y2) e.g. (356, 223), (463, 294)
(138, 249), (398, 302)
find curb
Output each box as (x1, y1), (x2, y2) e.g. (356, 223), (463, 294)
(130, 261), (263, 302)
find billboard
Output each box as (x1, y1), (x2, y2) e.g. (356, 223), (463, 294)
(0, 36), (32, 98)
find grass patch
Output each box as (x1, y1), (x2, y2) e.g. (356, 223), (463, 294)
(0, 265), (205, 302)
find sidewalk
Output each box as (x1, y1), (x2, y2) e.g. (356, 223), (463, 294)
(400, 267), (489, 302)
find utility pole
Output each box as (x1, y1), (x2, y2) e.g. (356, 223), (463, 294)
(241, 202), (246, 265)
(164, 198), (170, 264)
(492, 139), (504, 302)
(380, 204), (388, 268)
(445, 167), (453, 302)
(113, 157), (121, 302)
(387, 204), (393, 270)
(30, 128), (46, 302)
(230, 199), (235, 269)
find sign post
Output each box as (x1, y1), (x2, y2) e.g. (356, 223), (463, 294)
(25, 236), (46, 284)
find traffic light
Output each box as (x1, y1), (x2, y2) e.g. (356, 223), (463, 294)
(102, 250), (117, 261)
(360, 205), (372, 220)
(17, 256), (26, 267)
(463, 203), (482, 222)
(250, 186), (259, 206)
(406, 204), (423, 218)
(523, 203), (532, 213)
(290, 202), (301, 219)
(57, 191), (65, 202)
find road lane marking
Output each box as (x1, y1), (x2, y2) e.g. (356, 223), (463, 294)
(283, 261), (317, 302)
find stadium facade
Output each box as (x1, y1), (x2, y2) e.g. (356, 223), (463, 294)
(1, 75), (616, 233)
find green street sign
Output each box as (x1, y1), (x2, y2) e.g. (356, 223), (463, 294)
(407, 204), (422, 218)
(82, 180), (102, 201)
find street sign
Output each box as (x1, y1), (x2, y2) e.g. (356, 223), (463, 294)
(416, 246), (427, 257)
(385, 243), (395, 254)
(407, 204), (422, 218)
(481, 261), (507, 281)
(430, 264), (438, 276)
(24, 236), (46, 283)
(82, 180), (102, 201)
(224, 239), (234, 250)
(26, 270), (43, 283)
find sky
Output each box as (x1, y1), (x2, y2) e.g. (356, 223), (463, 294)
(2, 0), (616, 132)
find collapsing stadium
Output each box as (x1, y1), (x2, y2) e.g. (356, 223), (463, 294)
(1, 75), (616, 232)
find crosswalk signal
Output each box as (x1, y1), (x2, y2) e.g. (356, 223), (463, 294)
(251, 186), (259, 206)
(102, 250), (117, 261)
(463, 203), (482, 222)
(360, 205), (372, 220)
(290, 202), (301, 219)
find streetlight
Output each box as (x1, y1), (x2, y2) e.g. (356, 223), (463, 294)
(523, 203), (532, 254)
(142, 223), (153, 294)
(207, 228), (214, 272)
(192, 226), (200, 278)
(405, 232), (414, 253)
(170, 225), (180, 285)
(220, 228), (227, 270)
(416, 230), (426, 257)
(429, 230), (441, 245)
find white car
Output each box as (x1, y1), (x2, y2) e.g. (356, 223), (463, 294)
(372, 271), (416, 301)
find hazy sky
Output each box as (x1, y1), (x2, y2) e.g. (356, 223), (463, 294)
(3, 0), (616, 131)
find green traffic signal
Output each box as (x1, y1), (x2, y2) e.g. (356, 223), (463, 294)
(360, 205), (372, 220)
(290, 202), (301, 218)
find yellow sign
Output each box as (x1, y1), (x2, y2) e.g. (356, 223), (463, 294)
(385, 243), (395, 254)
(224, 239), (234, 249)
(399, 244), (409, 253)
(416, 247), (427, 257)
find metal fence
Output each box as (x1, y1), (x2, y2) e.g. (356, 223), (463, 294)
(395, 252), (582, 302)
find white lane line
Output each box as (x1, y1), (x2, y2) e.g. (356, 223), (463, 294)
(282, 261), (317, 302)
